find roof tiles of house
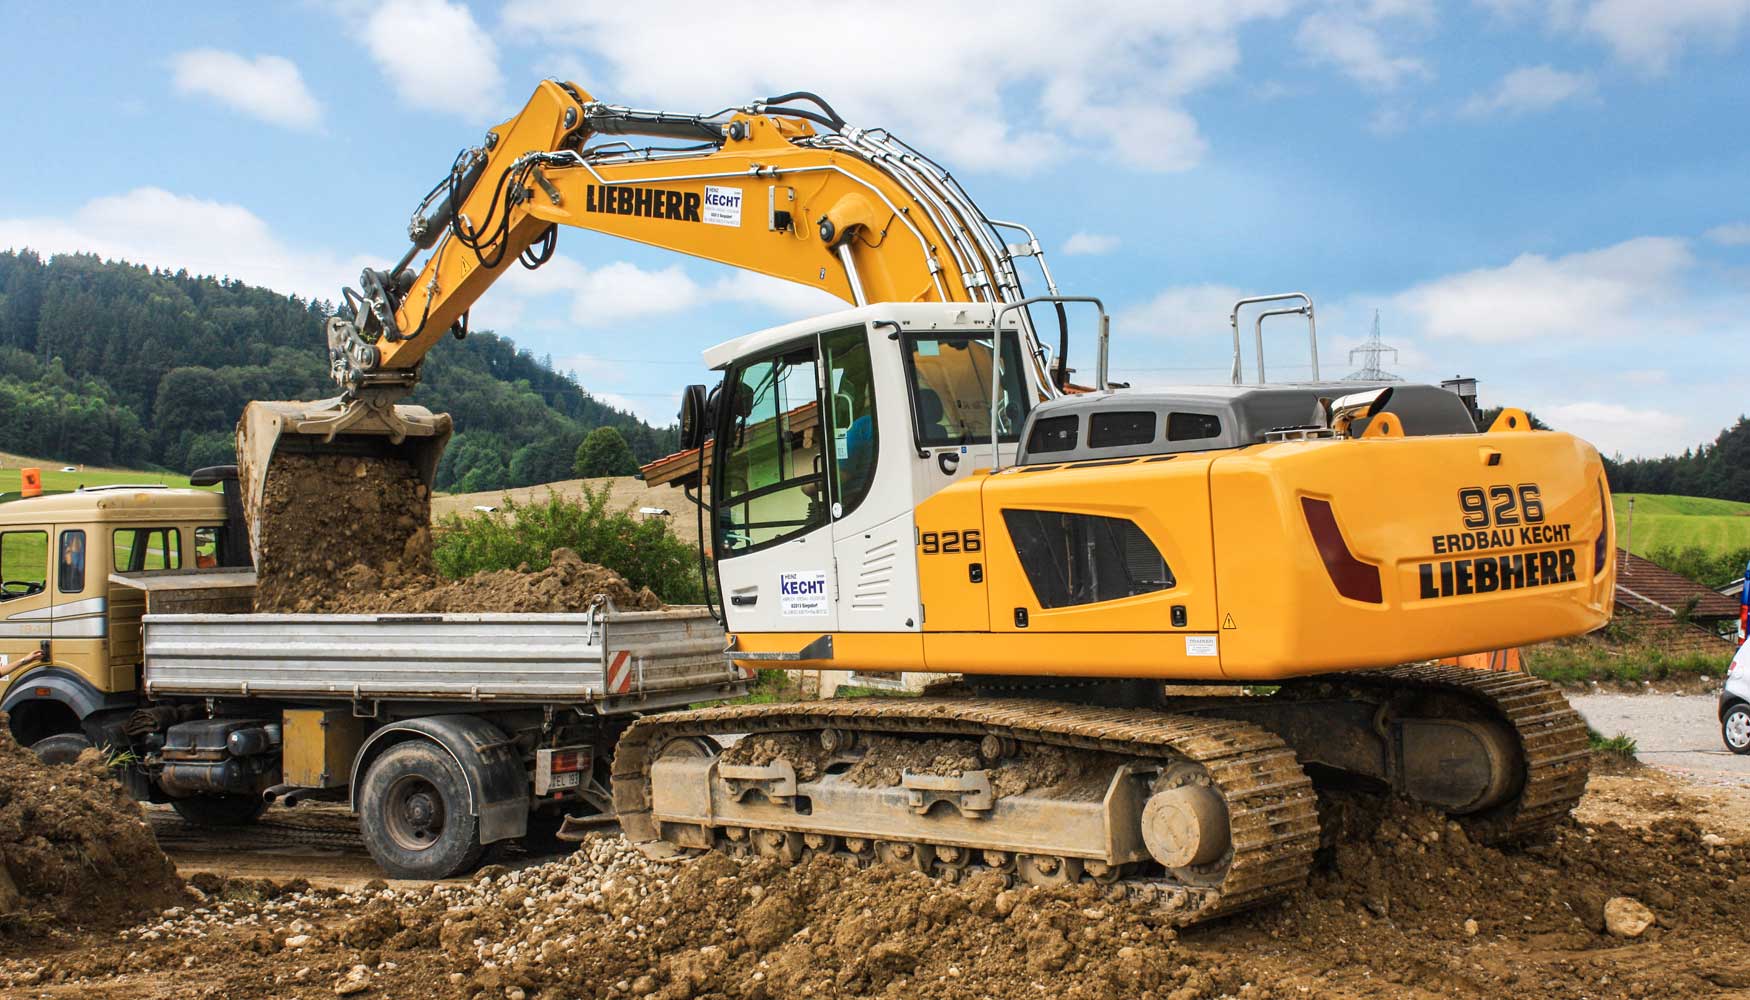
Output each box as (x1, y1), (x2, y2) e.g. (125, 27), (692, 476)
(1615, 549), (1741, 621)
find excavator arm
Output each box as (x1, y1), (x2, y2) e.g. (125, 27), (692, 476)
(328, 80), (1062, 400)
(239, 81), (1069, 560)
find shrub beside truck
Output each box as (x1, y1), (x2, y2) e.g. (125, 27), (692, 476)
(0, 469), (748, 877)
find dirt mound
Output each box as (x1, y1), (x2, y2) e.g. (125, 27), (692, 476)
(316, 547), (663, 614)
(0, 716), (183, 936)
(252, 453), (661, 613)
(8, 784), (1750, 998)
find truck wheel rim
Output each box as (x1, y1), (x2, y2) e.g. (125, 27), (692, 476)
(1729, 713), (1750, 749)
(384, 774), (447, 852)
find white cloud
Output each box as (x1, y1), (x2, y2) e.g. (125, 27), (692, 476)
(1481, 0), (1750, 72)
(1531, 400), (1689, 459)
(169, 49), (323, 131)
(1706, 222), (1750, 246)
(486, 252), (845, 331)
(362, 0), (503, 118)
(1581, 0), (1750, 72)
(0, 187), (364, 302)
(499, 1), (1296, 174)
(711, 272), (844, 317)
(1460, 65), (1595, 117)
(590, 390), (680, 427)
(1295, 11), (1430, 89)
(1118, 284), (1246, 339)
(1388, 236), (1695, 342)
(1062, 233), (1121, 256)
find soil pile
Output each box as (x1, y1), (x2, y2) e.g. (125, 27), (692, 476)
(8, 784), (1750, 999)
(252, 453), (660, 613)
(0, 715), (183, 936)
(251, 453), (435, 612)
(315, 547), (663, 614)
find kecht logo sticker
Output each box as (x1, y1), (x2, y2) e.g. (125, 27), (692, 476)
(779, 571), (829, 616)
(703, 186), (743, 227)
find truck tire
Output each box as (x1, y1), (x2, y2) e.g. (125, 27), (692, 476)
(30, 733), (92, 766)
(171, 794), (269, 827)
(359, 740), (485, 879)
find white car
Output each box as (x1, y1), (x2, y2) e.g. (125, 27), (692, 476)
(59, 466), (77, 473)
(1719, 641), (1750, 753)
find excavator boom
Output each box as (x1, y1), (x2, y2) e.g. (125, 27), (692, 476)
(239, 81), (1069, 527)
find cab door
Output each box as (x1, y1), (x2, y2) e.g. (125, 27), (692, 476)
(713, 339), (838, 636)
(821, 325), (922, 633)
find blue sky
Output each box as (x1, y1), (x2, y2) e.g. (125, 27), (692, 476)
(2, 0), (1747, 458)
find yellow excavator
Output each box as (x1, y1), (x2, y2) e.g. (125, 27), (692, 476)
(247, 80), (1614, 923)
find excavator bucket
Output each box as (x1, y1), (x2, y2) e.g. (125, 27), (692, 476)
(235, 398), (453, 566)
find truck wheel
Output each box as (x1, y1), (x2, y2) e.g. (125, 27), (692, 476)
(30, 733), (92, 766)
(171, 794), (269, 827)
(360, 741), (484, 879)
(1724, 704), (1750, 755)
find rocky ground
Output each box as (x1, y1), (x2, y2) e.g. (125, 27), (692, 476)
(4, 754), (1749, 1000)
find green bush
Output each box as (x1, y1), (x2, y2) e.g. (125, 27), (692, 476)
(1586, 727), (1639, 759)
(432, 486), (708, 605)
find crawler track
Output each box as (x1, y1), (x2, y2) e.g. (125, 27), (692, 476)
(612, 698), (1320, 924)
(1291, 664), (1591, 842)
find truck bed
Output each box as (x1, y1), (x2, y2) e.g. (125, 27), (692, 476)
(140, 606), (746, 710)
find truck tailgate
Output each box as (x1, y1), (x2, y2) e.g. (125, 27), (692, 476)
(142, 607), (747, 709)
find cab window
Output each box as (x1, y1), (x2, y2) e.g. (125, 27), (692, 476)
(57, 530), (86, 593)
(114, 527), (182, 572)
(904, 331), (1033, 447)
(715, 344), (825, 554)
(0, 530), (47, 601)
(195, 526), (221, 568)
(823, 327), (878, 518)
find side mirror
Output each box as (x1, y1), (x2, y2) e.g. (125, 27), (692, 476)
(678, 384), (711, 450)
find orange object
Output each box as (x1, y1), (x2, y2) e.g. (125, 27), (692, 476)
(1439, 648), (1523, 672)
(20, 467), (41, 497)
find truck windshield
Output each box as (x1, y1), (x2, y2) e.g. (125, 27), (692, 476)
(904, 332), (1034, 447)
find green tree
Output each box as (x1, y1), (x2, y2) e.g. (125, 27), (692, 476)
(574, 426), (638, 478)
(509, 431), (584, 487)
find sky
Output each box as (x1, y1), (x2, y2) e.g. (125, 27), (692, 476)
(1, 0), (1747, 459)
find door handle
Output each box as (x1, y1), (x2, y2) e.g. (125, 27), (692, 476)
(730, 594), (758, 607)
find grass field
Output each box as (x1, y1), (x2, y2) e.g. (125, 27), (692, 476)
(1613, 492), (1750, 559)
(0, 453), (199, 495)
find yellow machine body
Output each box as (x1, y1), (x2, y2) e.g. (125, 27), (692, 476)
(730, 426), (1613, 681)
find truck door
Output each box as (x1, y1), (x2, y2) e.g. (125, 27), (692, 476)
(713, 339), (838, 635)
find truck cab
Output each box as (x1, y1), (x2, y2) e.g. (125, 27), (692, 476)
(0, 484), (229, 757)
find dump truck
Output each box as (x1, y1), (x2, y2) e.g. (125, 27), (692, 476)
(0, 468), (749, 877)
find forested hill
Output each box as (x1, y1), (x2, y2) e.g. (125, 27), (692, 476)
(0, 250), (676, 491)
(1605, 417), (1750, 505)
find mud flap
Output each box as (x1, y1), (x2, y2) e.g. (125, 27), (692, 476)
(349, 715), (529, 845)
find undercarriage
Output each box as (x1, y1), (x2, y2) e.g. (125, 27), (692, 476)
(606, 665), (1589, 926)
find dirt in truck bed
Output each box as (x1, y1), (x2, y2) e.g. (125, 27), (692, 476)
(6, 760), (1750, 999)
(251, 453), (660, 614)
(0, 716), (183, 939)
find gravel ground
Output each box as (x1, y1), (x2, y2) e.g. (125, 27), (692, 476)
(1571, 691), (1750, 785)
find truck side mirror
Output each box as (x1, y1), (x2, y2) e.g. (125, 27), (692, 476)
(678, 384), (711, 451)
